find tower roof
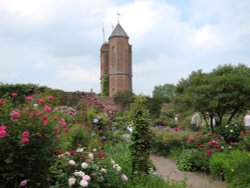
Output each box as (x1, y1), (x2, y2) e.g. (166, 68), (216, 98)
(109, 23), (129, 38)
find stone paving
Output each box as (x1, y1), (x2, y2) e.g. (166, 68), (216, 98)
(150, 155), (228, 188)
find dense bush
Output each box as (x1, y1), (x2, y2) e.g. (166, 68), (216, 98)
(210, 150), (250, 188)
(0, 94), (70, 187)
(129, 96), (153, 175)
(152, 128), (194, 156)
(176, 149), (210, 173)
(215, 123), (245, 143)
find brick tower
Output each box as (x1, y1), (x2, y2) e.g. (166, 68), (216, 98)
(100, 23), (132, 97)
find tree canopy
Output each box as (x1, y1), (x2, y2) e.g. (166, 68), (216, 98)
(174, 64), (250, 131)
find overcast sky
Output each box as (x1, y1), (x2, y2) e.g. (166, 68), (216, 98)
(0, 0), (250, 96)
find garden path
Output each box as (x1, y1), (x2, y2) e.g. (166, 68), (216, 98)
(150, 155), (227, 188)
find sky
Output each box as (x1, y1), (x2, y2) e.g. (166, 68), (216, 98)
(0, 0), (250, 96)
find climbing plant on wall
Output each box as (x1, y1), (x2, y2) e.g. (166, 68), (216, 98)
(102, 75), (109, 96)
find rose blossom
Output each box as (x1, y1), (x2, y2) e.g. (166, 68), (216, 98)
(10, 109), (22, 119)
(21, 137), (29, 145)
(11, 92), (17, 97)
(113, 164), (121, 171)
(22, 131), (30, 138)
(60, 118), (67, 127)
(44, 105), (52, 112)
(121, 174), (128, 181)
(25, 96), (33, 101)
(0, 129), (7, 138)
(98, 151), (105, 158)
(83, 175), (91, 182)
(0, 99), (3, 106)
(100, 168), (107, 173)
(20, 180), (28, 186)
(81, 162), (88, 169)
(41, 116), (47, 121)
(48, 95), (55, 101)
(74, 171), (85, 177)
(68, 177), (76, 186)
(207, 149), (212, 155)
(68, 160), (76, 166)
(88, 153), (94, 160)
(80, 179), (88, 187)
(39, 99), (46, 105)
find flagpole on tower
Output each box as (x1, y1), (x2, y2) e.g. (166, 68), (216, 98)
(102, 23), (105, 43)
(117, 12), (120, 23)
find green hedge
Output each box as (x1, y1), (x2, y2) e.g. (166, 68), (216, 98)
(152, 128), (194, 156)
(210, 150), (250, 188)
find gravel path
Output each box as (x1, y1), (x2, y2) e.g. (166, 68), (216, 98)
(150, 155), (228, 188)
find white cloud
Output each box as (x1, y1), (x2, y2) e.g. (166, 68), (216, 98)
(0, 0), (250, 95)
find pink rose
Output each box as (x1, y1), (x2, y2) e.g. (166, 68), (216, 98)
(20, 180), (28, 186)
(41, 116), (47, 121)
(25, 96), (33, 101)
(83, 175), (91, 182)
(48, 96), (55, 101)
(29, 112), (35, 117)
(39, 99), (46, 105)
(60, 119), (67, 127)
(10, 109), (22, 119)
(11, 92), (17, 97)
(22, 131), (30, 138)
(0, 130), (7, 138)
(207, 149), (212, 155)
(21, 137), (29, 145)
(0, 99), (3, 106)
(44, 105), (52, 112)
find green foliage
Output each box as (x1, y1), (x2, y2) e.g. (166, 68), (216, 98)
(152, 128), (194, 156)
(57, 124), (96, 151)
(130, 175), (186, 188)
(153, 83), (176, 99)
(215, 123), (245, 143)
(113, 91), (135, 109)
(210, 150), (250, 188)
(150, 83), (176, 117)
(174, 64), (250, 132)
(102, 75), (109, 96)
(177, 149), (210, 173)
(129, 96), (153, 175)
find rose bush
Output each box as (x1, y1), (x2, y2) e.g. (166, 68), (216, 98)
(0, 94), (72, 187)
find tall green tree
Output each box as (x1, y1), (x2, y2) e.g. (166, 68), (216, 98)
(174, 64), (250, 132)
(150, 83), (176, 117)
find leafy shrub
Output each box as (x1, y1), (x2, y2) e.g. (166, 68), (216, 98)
(130, 175), (186, 188)
(238, 130), (250, 151)
(152, 128), (194, 156)
(215, 123), (245, 143)
(0, 94), (70, 187)
(57, 124), (99, 152)
(210, 150), (250, 188)
(177, 149), (210, 172)
(129, 96), (153, 175)
(176, 149), (193, 171)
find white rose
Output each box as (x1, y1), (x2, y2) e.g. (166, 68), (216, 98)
(121, 174), (128, 181)
(81, 162), (88, 169)
(68, 177), (76, 186)
(80, 179), (88, 187)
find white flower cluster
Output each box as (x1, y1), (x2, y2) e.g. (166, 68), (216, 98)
(68, 160), (91, 187)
